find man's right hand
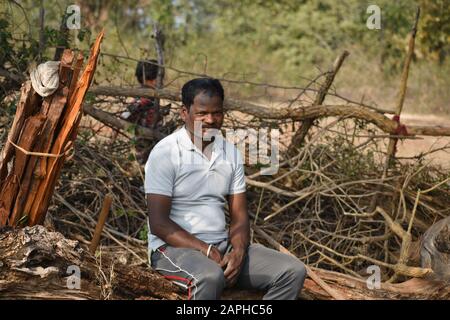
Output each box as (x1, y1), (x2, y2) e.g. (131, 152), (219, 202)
(203, 244), (222, 265)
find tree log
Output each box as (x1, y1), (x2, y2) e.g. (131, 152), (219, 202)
(303, 268), (450, 300)
(89, 86), (450, 137)
(0, 225), (183, 300)
(82, 103), (166, 140)
(1, 226), (448, 300)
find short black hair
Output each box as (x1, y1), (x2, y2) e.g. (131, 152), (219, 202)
(181, 78), (224, 109)
(135, 59), (159, 84)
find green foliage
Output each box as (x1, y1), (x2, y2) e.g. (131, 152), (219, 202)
(114, 207), (139, 218)
(84, 92), (96, 105)
(0, 16), (39, 73)
(0, 0), (448, 114)
(128, 152), (136, 162)
(1, 94), (18, 115)
(138, 223), (148, 241)
(127, 124), (137, 138)
(77, 27), (92, 43)
(418, 0), (450, 63)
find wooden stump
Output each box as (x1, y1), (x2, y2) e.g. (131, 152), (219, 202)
(421, 216), (450, 282)
(0, 31), (104, 228)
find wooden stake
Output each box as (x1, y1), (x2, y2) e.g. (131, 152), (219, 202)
(89, 194), (113, 254)
(289, 51), (349, 153)
(383, 7), (420, 168)
(369, 7), (421, 212)
(151, 22), (165, 129)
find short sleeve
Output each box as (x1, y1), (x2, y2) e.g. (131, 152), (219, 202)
(144, 144), (175, 196)
(228, 149), (246, 195)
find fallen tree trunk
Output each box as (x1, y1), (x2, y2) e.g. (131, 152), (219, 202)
(0, 225), (261, 300)
(83, 103), (166, 140)
(303, 268), (450, 300)
(1, 226), (448, 300)
(89, 86), (450, 137)
(0, 225), (183, 299)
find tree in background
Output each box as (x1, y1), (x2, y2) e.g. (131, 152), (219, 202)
(0, 0), (448, 111)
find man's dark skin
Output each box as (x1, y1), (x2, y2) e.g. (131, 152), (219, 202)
(147, 92), (250, 287)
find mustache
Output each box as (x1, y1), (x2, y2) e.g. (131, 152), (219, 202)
(200, 126), (219, 130)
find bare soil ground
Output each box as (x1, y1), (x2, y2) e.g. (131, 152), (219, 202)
(396, 114), (450, 169)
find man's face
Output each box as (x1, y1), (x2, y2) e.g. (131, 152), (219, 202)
(181, 92), (224, 141)
(144, 79), (157, 88)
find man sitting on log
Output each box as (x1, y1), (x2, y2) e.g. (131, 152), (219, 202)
(144, 78), (306, 300)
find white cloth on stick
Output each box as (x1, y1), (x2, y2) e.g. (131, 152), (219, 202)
(30, 61), (60, 97)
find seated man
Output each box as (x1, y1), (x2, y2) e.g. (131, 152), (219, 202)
(145, 78), (306, 300)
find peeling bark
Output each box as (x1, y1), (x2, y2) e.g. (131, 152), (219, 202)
(0, 226), (183, 300)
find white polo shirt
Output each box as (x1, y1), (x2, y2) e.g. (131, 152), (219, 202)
(144, 126), (246, 252)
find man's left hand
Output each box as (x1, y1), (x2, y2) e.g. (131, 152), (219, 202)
(220, 248), (246, 287)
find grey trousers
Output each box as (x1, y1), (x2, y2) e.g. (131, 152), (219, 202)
(150, 240), (307, 300)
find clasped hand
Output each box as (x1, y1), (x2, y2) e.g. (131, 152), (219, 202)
(205, 245), (245, 287)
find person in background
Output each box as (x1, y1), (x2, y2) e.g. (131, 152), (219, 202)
(121, 59), (160, 164)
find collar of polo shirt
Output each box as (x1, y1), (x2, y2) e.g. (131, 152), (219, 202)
(178, 125), (224, 155)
